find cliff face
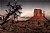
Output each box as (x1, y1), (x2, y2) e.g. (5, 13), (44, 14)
(29, 9), (47, 22)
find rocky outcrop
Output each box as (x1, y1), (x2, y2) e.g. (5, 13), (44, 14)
(29, 9), (48, 22)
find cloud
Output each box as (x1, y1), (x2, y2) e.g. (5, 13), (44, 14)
(20, 11), (33, 17)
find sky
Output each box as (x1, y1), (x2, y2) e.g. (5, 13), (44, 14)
(0, 0), (50, 19)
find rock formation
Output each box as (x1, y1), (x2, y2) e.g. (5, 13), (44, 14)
(29, 9), (47, 22)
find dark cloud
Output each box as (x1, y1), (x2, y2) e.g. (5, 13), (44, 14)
(0, 0), (50, 5)
(18, 0), (50, 2)
(0, 0), (50, 9)
(0, 0), (50, 2)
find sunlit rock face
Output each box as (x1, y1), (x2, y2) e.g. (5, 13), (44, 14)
(29, 9), (48, 22)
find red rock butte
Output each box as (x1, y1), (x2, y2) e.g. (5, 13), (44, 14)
(29, 9), (48, 22)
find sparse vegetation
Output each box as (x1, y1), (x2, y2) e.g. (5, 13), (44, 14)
(1, 20), (50, 33)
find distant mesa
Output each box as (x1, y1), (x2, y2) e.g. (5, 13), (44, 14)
(29, 9), (48, 22)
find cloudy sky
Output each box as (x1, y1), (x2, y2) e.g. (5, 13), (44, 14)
(0, 0), (50, 19)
